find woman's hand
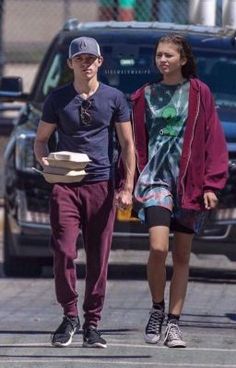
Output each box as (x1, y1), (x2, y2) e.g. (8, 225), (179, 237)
(114, 189), (133, 210)
(204, 192), (218, 210)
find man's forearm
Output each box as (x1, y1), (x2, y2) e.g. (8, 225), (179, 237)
(34, 140), (49, 167)
(121, 143), (136, 193)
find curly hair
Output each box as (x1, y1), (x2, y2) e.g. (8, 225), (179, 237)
(154, 33), (197, 79)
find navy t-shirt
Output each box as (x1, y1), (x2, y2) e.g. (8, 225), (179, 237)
(41, 83), (130, 182)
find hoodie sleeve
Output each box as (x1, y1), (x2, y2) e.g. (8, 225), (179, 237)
(131, 86), (148, 173)
(203, 85), (228, 192)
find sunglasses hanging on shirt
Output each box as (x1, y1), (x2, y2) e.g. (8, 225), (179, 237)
(80, 99), (92, 126)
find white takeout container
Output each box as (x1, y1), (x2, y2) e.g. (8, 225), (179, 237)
(47, 151), (91, 170)
(42, 169), (86, 184)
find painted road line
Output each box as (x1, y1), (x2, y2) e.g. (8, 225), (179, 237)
(0, 206), (3, 233)
(0, 342), (236, 353)
(0, 359), (235, 367)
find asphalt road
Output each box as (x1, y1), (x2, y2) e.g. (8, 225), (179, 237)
(0, 208), (236, 367)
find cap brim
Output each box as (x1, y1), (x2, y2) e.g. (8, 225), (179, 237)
(70, 51), (100, 58)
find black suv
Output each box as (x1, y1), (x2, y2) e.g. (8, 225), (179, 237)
(0, 19), (236, 277)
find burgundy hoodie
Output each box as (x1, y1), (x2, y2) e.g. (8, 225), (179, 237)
(131, 78), (228, 211)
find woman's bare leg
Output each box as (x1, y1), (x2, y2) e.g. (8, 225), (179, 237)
(147, 226), (170, 303)
(169, 232), (193, 315)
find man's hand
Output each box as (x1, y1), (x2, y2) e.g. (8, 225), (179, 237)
(34, 120), (56, 168)
(41, 157), (49, 167)
(204, 192), (218, 210)
(114, 189), (133, 210)
(115, 121), (135, 209)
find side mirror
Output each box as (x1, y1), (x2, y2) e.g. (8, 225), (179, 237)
(0, 76), (23, 97)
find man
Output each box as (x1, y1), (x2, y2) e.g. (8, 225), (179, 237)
(34, 36), (135, 348)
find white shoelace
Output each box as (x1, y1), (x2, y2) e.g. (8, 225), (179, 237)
(146, 309), (165, 334)
(164, 322), (182, 343)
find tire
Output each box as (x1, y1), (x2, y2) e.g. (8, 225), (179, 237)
(3, 210), (42, 277)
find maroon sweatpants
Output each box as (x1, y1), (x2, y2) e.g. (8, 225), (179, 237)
(50, 180), (115, 328)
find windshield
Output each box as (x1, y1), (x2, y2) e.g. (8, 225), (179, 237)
(195, 52), (236, 108)
(39, 47), (236, 109)
(38, 46), (158, 100)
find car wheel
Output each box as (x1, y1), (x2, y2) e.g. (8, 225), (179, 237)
(3, 210), (42, 278)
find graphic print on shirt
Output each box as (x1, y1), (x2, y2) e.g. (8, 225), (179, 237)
(159, 105), (184, 137)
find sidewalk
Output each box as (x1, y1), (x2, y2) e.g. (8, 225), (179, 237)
(0, 271), (236, 368)
(80, 248), (236, 281)
(0, 203), (236, 280)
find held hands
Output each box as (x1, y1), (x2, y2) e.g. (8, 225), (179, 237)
(204, 191), (218, 210)
(114, 189), (133, 210)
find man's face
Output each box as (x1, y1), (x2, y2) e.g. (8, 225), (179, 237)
(68, 54), (103, 80)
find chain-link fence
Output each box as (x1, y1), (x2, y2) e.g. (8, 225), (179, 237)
(1, 0), (223, 91)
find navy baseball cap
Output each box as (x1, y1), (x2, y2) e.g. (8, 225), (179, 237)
(69, 37), (101, 58)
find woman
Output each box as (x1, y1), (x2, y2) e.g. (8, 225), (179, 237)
(131, 34), (228, 348)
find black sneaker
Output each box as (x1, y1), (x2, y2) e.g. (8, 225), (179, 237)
(83, 326), (107, 348)
(144, 308), (165, 344)
(51, 315), (80, 347)
(164, 321), (186, 348)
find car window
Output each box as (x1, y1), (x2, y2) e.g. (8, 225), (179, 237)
(195, 51), (236, 109)
(38, 43), (236, 114)
(39, 46), (159, 100)
(42, 52), (72, 97)
(100, 45), (160, 94)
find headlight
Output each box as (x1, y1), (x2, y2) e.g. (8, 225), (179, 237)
(16, 190), (50, 225)
(229, 159), (236, 172)
(15, 131), (38, 172)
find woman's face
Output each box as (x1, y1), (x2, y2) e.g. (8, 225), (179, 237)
(155, 41), (186, 78)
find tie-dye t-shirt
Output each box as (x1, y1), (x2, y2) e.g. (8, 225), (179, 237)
(134, 81), (207, 233)
(134, 81), (206, 233)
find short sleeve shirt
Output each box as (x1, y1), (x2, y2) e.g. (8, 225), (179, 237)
(41, 82), (130, 182)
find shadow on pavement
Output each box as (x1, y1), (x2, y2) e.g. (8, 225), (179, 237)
(0, 261), (236, 283)
(106, 264), (236, 284)
(0, 327), (137, 336)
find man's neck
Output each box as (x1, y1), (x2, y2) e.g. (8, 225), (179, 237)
(73, 79), (100, 99)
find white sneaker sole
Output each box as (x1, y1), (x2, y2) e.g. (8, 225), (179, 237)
(144, 334), (161, 344)
(51, 328), (77, 347)
(83, 341), (107, 348)
(164, 340), (186, 348)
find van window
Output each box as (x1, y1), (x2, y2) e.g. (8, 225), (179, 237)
(195, 51), (236, 108)
(41, 52), (72, 98)
(38, 47), (159, 101)
(38, 46), (236, 111)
